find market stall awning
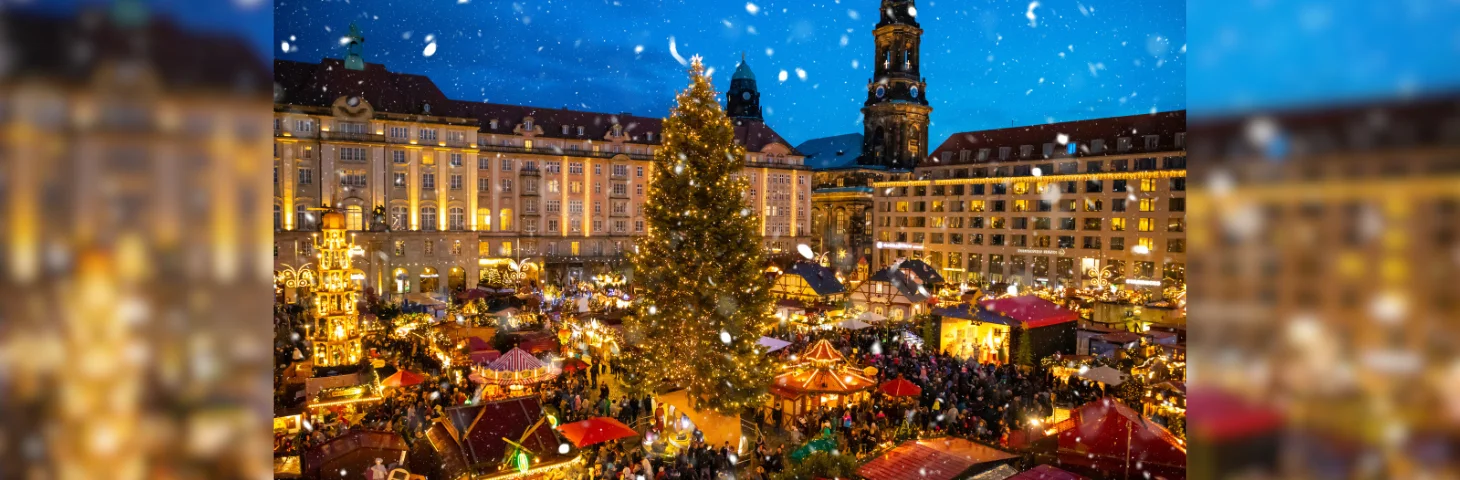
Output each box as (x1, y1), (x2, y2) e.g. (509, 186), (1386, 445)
(1006, 465), (1089, 480)
(857, 311), (888, 322)
(878, 378), (922, 398)
(468, 350), (500, 365)
(858, 437), (1017, 480)
(466, 336), (492, 351)
(835, 318), (874, 330)
(405, 293), (447, 307)
(1075, 366), (1128, 386)
(1040, 398), (1186, 479)
(380, 369), (426, 388)
(757, 336), (792, 353)
(555, 417), (639, 447)
(978, 296), (1079, 328)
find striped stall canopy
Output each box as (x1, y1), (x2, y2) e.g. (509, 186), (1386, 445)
(801, 339), (846, 364)
(487, 348), (545, 372)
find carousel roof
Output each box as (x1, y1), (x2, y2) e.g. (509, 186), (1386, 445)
(487, 348), (544, 372)
(771, 365), (876, 397)
(801, 339), (845, 364)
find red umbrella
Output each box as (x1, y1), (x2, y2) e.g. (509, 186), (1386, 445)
(555, 417), (639, 447)
(380, 369), (427, 388)
(560, 357), (590, 373)
(879, 378), (922, 397)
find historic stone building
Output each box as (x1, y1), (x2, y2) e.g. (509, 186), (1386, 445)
(273, 33), (809, 297)
(871, 111), (1188, 292)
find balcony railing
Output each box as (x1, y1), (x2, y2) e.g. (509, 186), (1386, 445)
(519, 168), (541, 177)
(321, 131), (386, 143)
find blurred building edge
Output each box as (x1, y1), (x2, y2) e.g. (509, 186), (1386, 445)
(1188, 94), (1460, 478)
(0, 3), (274, 480)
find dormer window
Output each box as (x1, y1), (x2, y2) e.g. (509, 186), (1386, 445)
(1091, 139), (1105, 153)
(489, 119), (499, 129)
(577, 126), (585, 135)
(613, 124), (623, 136)
(998, 147), (1010, 160)
(1042, 143), (1054, 157)
(524, 117), (534, 130)
(561, 125), (569, 135)
(646, 132), (654, 142)
(1175, 132), (1186, 149)
(1019, 145), (1033, 158)
(978, 148), (990, 161)
(1117, 137), (1132, 152)
(1144, 135), (1159, 150)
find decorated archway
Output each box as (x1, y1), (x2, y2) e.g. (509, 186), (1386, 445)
(420, 267), (440, 294)
(448, 266), (466, 293)
(275, 264), (316, 303)
(392, 267), (410, 294)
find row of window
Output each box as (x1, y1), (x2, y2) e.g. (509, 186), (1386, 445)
(884, 216), (1185, 232)
(885, 197), (1185, 214)
(881, 230), (1185, 253)
(892, 252), (1186, 281)
(883, 177), (1185, 198)
(936, 135), (1186, 164)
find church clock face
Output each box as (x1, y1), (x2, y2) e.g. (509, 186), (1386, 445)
(875, 86), (886, 98)
(741, 91), (751, 100)
(910, 86), (919, 98)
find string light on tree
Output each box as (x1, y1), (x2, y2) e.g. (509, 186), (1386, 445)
(621, 56), (780, 413)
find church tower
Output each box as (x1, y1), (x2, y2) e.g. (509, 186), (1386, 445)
(860, 0), (931, 170)
(343, 23), (366, 71)
(727, 53), (763, 121)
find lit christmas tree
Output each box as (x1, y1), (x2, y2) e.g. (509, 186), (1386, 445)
(624, 57), (779, 413)
(309, 206), (365, 368)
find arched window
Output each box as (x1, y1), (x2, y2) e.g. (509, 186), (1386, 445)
(477, 208), (491, 231)
(421, 206), (438, 231)
(296, 205), (312, 231)
(499, 209), (513, 231)
(390, 206), (408, 230)
(346, 205), (363, 230)
(834, 208), (847, 235)
(448, 207), (465, 230)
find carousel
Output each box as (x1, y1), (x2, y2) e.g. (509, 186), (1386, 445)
(471, 348), (559, 400)
(768, 340), (877, 421)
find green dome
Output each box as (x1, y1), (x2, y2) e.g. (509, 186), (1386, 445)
(732, 59), (755, 81)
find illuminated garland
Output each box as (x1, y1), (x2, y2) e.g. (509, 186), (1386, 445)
(872, 169), (1187, 188)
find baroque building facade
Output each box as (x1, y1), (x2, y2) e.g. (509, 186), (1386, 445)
(274, 40), (809, 297)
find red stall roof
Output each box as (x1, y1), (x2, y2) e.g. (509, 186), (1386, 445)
(859, 437), (1017, 480)
(979, 296), (1079, 328)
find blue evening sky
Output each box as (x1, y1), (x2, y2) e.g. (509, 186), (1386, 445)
(272, 0), (1185, 146)
(25, 1), (1460, 139)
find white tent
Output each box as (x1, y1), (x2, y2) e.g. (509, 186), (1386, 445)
(836, 318), (874, 330)
(1076, 366), (1129, 386)
(856, 311), (887, 322)
(757, 336), (792, 353)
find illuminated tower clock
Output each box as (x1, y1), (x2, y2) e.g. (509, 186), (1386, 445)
(860, 0), (932, 170)
(726, 52), (763, 121)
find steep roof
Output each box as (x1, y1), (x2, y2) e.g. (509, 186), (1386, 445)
(733, 119), (802, 155)
(867, 259), (944, 302)
(732, 57), (756, 81)
(4, 8), (270, 93)
(784, 260), (845, 297)
(929, 111), (1187, 165)
(275, 58), (664, 143)
(796, 133), (865, 169)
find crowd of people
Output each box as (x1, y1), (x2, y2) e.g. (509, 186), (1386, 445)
(760, 324), (1062, 455)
